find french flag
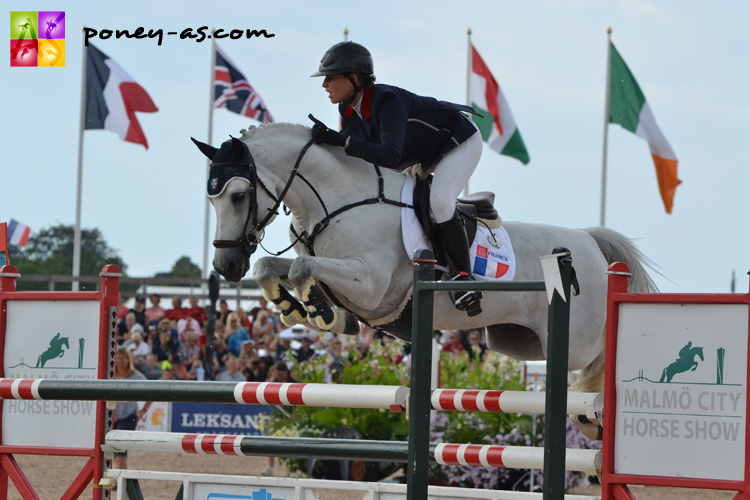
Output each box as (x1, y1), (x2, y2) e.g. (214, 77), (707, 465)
(84, 43), (158, 148)
(473, 245), (509, 279)
(8, 220), (31, 247)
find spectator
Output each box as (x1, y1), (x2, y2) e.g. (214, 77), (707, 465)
(261, 360), (299, 477)
(293, 333), (316, 364)
(177, 331), (202, 364)
(145, 294), (166, 324)
(126, 332), (151, 369)
(235, 307), (252, 331)
(216, 356), (246, 382)
(252, 310), (275, 343)
(325, 337), (346, 383)
(177, 317), (202, 343)
(117, 295), (129, 321)
(113, 348), (151, 471)
(120, 312), (145, 346)
(145, 321), (159, 352)
(226, 313), (251, 356)
(142, 354), (162, 380)
(441, 330), (465, 357)
(165, 297), (189, 322)
(188, 296), (206, 325)
(356, 324), (375, 351)
(131, 296), (147, 329)
(158, 318), (178, 342)
(153, 330), (177, 363)
(218, 299), (232, 325)
(239, 339), (258, 363)
(251, 356), (273, 381)
(259, 297), (279, 332)
(187, 359), (206, 381)
(269, 328), (293, 362)
(169, 359), (188, 380)
(467, 329), (488, 363)
(213, 338), (230, 373)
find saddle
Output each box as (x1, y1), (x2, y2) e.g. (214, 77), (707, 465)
(413, 175), (500, 271)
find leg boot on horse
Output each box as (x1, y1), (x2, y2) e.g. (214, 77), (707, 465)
(437, 209), (482, 317)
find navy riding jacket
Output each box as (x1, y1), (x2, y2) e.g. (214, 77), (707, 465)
(339, 84), (478, 170)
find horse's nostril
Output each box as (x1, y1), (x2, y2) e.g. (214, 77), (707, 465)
(225, 262), (236, 276)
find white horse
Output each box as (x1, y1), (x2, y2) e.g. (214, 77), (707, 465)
(194, 123), (656, 399)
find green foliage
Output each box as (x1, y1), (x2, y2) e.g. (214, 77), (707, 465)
(154, 256), (202, 279)
(10, 224), (128, 291)
(262, 339), (411, 478)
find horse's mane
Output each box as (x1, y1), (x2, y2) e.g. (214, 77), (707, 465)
(239, 122), (309, 141)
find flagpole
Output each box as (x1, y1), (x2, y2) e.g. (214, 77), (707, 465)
(463, 27), (472, 197)
(72, 28), (88, 291)
(202, 35), (217, 281)
(599, 27), (612, 227)
(343, 28), (348, 41)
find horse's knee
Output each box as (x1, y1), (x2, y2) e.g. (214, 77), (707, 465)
(253, 257), (280, 286)
(288, 256), (315, 290)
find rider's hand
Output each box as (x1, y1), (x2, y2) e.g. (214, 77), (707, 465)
(309, 114), (348, 148)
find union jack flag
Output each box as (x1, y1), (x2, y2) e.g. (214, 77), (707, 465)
(214, 44), (274, 124)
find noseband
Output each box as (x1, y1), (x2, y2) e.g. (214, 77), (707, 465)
(210, 138), (316, 255)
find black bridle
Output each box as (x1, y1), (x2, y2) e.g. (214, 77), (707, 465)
(210, 136), (412, 259)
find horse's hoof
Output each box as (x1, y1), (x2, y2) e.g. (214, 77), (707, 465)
(266, 277), (307, 324)
(301, 281), (337, 330)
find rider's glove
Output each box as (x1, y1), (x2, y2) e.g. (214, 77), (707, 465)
(309, 114), (349, 148)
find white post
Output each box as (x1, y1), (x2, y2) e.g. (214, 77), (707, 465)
(202, 38), (216, 281)
(72, 30), (88, 291)
(599, 27), (613, 228)
(463, 28), (472, 197)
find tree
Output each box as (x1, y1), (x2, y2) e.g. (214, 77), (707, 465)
(155, 256), (202, 279)
(10, 224), (128, 291)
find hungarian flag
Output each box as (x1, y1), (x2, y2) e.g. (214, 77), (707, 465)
(609, 42), (681, 213)
(85, 43), (158, 148)
(214, 44), (273, 124)
(7, 220), (31, 247)
(469, 45), (529, 165)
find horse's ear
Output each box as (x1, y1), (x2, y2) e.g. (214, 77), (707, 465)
(191, 137), (218, 160)
(230, 136), (247, 159)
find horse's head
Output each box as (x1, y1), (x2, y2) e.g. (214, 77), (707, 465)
(696, 346), (705, 362)
(193, 136), (279, 282)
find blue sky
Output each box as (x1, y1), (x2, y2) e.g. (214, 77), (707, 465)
(2, 0), (748, 293)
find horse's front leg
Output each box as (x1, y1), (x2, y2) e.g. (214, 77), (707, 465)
(254, 256), (359, 335)
(253, 257), (309, 327)
(288, 255), (389, 331)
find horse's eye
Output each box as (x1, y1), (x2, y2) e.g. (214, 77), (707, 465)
(231, 192), (246, 203)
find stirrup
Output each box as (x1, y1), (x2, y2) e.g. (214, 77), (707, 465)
(449, 273), (483, 317)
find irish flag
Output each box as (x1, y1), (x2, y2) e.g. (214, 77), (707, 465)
(609, 42), (681, 213)
(469, 45), (529, 165)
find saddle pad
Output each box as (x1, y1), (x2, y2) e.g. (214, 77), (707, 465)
(400, 175), (516, 281)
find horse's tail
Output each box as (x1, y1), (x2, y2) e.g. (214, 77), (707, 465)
(659, 367), (667, 383)
(583, 226), (658, 294)
(570, 227), (658, 396)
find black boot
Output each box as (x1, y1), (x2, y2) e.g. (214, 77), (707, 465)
(436, 209), (482, 317)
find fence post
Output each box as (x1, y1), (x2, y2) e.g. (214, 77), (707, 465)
(0, 266), (20, 292)
(543, 250), (572, 500)
(407, 249), (437, 500)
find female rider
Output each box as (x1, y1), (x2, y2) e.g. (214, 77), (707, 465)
(310, 41), (482, 316)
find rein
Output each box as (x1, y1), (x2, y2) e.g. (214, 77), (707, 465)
(214, 137), (412, 258)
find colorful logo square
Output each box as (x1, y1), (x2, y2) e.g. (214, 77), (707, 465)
(10, 11), (65, 67)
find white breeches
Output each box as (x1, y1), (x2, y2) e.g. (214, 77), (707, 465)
(429, 131), (483, 224)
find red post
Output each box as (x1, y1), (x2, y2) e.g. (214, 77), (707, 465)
(601, 262), (631, 500)
(93, 265), (120, 500)
(0, 265), (19, 500)
(0, 266), (19, 293)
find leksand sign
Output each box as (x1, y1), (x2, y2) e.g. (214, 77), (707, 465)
(615, 303), (748, 481)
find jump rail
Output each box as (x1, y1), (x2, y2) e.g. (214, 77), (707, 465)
(0, 379), (602, 417)
(104, 430), (601, 474)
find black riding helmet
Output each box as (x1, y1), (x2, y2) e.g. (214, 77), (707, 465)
(311, 41), (375, 107)
(310, 41), (374, 77)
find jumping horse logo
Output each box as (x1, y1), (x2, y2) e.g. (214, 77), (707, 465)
(36, 333), (69, 368)
(659, 341), (704, 383)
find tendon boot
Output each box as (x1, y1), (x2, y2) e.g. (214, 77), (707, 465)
(436, 209), (482, 317)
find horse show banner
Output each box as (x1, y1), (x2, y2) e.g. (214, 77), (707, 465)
(615, 303), (748, 481)
(3, 300), (101, 448)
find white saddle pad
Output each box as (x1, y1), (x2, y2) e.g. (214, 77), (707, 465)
(400, 175), (516, 281)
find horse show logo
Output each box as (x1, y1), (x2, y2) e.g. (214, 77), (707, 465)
(10, 332), (88, 370)
(625, 342), (731, 387)
(10, 11), (65, 67)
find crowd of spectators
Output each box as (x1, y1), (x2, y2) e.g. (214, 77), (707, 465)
(116, 293), (491, 474)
